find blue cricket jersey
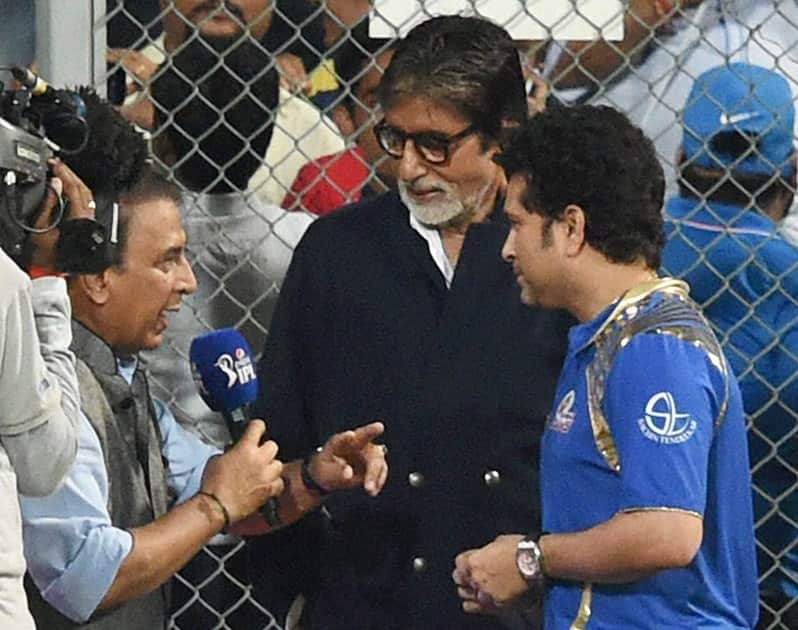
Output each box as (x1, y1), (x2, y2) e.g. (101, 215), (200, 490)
(541, 285), (758, 629)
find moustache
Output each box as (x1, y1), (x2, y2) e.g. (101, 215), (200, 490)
(401, 180), (451, 196)
(190, 0), (245, 23)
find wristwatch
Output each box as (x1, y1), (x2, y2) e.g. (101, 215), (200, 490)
(516, 536), (546, 586)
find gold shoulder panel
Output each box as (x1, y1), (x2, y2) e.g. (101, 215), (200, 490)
(585, 277), (729, 473)
(586, 277), (688, 348)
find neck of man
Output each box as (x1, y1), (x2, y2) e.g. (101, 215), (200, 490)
(566, 254), (658, 324)
(71, 311), (128, 358)
(69, 286), (133, 359)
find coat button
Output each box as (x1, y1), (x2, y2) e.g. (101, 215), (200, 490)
(408, 472), (424, 488)
(483, 470), (501, 487)
(412, 557), (427, 572)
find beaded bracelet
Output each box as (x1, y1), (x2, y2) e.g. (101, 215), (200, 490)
(198, 491), (231, 530)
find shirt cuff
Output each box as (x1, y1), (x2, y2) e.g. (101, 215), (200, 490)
(37, 526), (133, 623)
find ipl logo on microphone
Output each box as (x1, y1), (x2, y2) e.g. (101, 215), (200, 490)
(215, 347), (256, 388)
(638, 391), (696, 445)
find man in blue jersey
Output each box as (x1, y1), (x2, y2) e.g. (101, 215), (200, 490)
(453, 105), (758, 628)
(661, 63), (797, 628)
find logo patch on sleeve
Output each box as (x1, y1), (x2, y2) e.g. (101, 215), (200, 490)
(549, 389), (576, 433)
(638, 392), (696, 444)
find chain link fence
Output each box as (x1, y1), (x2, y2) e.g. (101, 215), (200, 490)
(66, 0), (797, 627)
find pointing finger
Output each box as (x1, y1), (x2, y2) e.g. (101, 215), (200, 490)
(348, 421), (385, 450)
(326, 430), (356, 455)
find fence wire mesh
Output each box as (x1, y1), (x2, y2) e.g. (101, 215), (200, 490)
(91, 1), (798, 628)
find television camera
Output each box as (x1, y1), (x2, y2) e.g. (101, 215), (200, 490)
(0, 67), (110, 273)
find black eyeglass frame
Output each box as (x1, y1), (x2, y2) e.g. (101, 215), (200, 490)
(373, 120), (477, 164)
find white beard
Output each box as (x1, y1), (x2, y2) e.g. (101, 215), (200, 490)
(399, 179), (495, 227)
(398, 181), (465, 226)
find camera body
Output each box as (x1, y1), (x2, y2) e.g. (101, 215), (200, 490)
(0, 71), (110, 273)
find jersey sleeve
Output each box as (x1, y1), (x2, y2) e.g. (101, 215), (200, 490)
(603, 332), (724, 516)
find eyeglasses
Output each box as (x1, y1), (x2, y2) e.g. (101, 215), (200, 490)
(374, 120), (477, 164)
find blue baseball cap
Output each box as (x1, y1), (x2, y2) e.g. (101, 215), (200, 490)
(682, 63), (795, 177)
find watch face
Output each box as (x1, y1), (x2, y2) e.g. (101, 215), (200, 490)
(517, 538), (545, 584)
(517, 548), (541, 580)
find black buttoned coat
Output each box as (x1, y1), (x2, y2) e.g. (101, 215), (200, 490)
(249, 191), (572, 629)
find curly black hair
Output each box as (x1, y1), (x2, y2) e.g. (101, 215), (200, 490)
(496, 105), (666, 269)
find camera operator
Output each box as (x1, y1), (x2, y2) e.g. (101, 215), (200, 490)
(0, 157), (95, 628)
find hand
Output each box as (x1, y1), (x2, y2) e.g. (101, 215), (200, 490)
(526, 72), (549, 116)
(201, 420), (284, 523)
(454, 534), (530, 614)
(106, 48), (158, 129)
(453, 556), (495, 615)
(308, 421), (388, 496)
(28, 159), (95, 270)
(276, 52), (310, 94)
(106, 47), (159, 95)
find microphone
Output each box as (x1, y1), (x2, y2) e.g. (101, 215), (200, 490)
(11, 66), (55, 97)
(9, 66), (88, 153)
(190, 328), (280, 527)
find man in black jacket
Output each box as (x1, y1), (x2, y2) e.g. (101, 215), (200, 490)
(250, 15), (572, 630)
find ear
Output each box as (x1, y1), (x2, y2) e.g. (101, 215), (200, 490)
(561, 204), (587, 256)
(331, 103), (356, 138)
(72, 270), (113, 306)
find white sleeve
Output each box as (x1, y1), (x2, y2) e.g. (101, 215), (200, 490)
(30, 276), (80, 433)
(0, 271), (78, 496)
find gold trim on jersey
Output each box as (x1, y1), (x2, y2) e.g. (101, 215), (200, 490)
(586, 278), (688, 348)
(570, 583), (593, 630)
(620, 506), (704, 519)
(585, 277), (730, 473)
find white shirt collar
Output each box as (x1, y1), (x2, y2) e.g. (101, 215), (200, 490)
(408, 212), (454, 288)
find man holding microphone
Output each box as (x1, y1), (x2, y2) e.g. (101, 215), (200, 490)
(19, 159), (386, 629)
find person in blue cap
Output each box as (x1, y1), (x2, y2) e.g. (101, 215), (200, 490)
(662, 62), (798, 629)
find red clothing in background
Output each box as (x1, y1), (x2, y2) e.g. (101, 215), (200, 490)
(282, 146), (369, 216)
